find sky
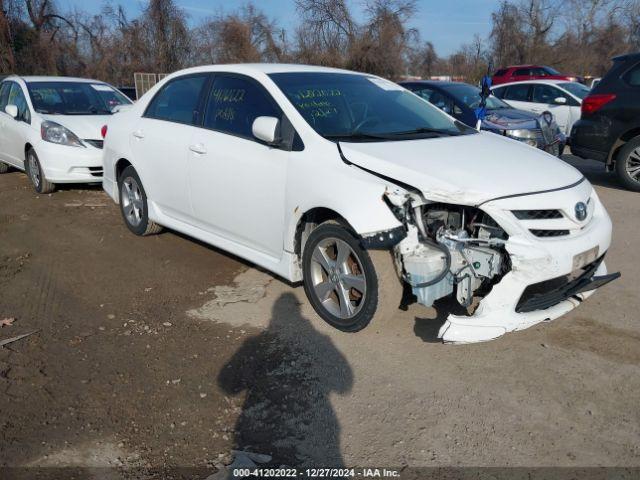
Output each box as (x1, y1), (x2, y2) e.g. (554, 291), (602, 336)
(58, 0), (501, 56)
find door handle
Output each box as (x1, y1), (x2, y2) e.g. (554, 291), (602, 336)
(132, 130), (144, 139)
(189, 143), (207, 155)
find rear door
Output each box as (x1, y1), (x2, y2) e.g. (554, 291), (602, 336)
(129, 74), (208, 222)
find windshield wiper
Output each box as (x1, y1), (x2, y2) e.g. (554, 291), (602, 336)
(386, 127), (460, 137)
(324, 131), (391, 141)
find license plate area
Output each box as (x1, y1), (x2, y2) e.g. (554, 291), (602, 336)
(572, 246), (599, 271)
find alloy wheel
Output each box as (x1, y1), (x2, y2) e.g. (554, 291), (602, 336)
(28, 153), (40, 189)
(309, 237), (367, 320)
(626, 147), (640, 183)
(121, 176), (144, 227)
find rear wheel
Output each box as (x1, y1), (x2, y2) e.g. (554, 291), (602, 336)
(302, 222), (403, 332)
(25, 148), (55, 194)
(117, 166), (162, 236)
(615, 137), (640, 192)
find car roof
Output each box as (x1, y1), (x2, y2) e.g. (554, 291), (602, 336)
(491, 79), (576, 88)
(399, 80), (472, 88)
(166, 63), (358, 78)
(501, 65), (544, 69)
(5, 75), (107, 84)
(612, 52), (640, 62)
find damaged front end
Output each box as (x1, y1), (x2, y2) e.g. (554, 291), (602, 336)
(373, 182), (618, 344)
(382, 187), (510, 315)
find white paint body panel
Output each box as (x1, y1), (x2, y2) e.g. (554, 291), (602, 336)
(102, 64), (614, 342)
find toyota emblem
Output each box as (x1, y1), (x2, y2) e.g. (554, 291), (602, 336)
(575, 202), (588, 221)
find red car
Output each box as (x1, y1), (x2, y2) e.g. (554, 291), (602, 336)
(492, 65), (582, 85)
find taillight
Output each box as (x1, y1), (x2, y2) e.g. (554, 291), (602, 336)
(581, 94), (616, 115)
(101, 125), (108, 138)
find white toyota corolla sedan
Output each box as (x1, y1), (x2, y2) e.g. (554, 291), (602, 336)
(102, 64), (619, 343)
(0, 76), (131, 193)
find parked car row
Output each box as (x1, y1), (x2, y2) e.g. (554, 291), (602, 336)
(0, 64), (620, 344)
(400, 80), (566, 156)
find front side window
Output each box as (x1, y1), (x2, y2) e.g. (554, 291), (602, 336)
(145, 75), (207, 124)
(531, 84), (562, 104)
(503, 84), (530, 101)
(269, 72), (473, 141)
(203, 75), (279, 138)
(28, 81), (131, 115)
(8, 83), (31, 123)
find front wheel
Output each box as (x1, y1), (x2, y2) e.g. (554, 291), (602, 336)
(117, 166), (163, 236)
(25, 148), (55, 194)
(302, 223), (403, 332)
(615, 137), (640, 192)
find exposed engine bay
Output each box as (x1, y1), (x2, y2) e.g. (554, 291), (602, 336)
(384, 188), (511, 310)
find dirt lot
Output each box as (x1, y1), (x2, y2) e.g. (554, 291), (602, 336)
(1, 155), (639, 478)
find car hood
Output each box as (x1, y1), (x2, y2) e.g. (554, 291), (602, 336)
(41, 114), (111, 140)
(339, 131), (583, 206)
(481, 108), (539, 131)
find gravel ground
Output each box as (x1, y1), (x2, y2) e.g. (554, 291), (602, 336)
(0, 155), (638, 478)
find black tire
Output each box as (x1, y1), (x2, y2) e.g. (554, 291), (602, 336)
(117, 165), (163, 236)
(615, 136), (640, 192)
(302, 222), (403, 332)
(0, 162), (8, 174)
(25, 148), (55, 194)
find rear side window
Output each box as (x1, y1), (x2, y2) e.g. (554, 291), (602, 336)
(624, 62), (640, 86)
(0, 82), (11, 110)
(145, 75), (207, 125)
(503, 84), (530, 101)
(203, 75), (279, 139)
(8, 83), (30, 123)
(514, 68), (531, 76)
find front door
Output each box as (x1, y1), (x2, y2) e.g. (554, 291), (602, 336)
(188, 73), (289, 259)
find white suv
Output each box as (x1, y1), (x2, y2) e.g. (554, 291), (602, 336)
(0, 76), (131, 193)
(102, 64), (618, 343)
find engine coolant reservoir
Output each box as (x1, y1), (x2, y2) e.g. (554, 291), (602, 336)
(403, 245), (453, 307)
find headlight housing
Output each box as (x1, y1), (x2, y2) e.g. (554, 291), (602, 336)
(40, 121), (85, 147)
(505, 129), (539, 147)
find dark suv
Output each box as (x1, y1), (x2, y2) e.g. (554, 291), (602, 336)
(571, 52), (640, 191)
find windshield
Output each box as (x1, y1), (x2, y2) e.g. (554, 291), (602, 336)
(27, 81), (131, 115)
(268, 72), (474, 141)
(446, 84), (511, 110)
(558, 82), (590, 100)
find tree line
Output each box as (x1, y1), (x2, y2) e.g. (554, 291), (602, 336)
(0, 0), (638, 87)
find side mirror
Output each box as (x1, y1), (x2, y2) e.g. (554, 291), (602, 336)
(553, 96), (567, 105)
(252, 116), (280, 145)
(5, 104), (18, 118)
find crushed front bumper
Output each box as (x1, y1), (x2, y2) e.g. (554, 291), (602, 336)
(437, 181), (618, 344)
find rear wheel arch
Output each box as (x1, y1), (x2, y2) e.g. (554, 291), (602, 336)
(611, 128), (640, 165)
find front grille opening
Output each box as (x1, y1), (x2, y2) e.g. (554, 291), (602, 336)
(530, 229), (570, 237)
(513, 209), (563, 220)
(516, 256), (604, 313)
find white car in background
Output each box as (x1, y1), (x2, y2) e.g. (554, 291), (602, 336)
(491, 80), (590, 139)
(102, 64), (618, 343)
(0, 76), (131, 193)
